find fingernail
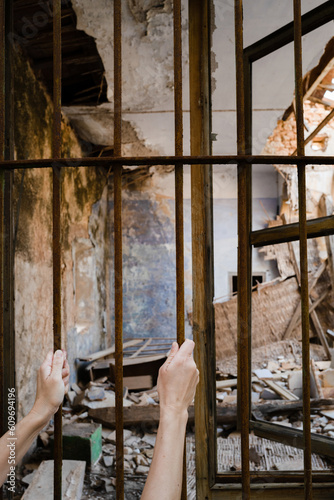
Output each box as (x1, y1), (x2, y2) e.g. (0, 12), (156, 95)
(55, 350), (62, 357)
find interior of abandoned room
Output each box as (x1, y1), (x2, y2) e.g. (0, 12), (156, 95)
(0, 0), (334, 498)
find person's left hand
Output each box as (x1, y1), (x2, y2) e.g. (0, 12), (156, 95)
(30, 350), (70, 425)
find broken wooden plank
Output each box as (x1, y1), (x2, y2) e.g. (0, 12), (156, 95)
(88, 399), (334, 428)
(78, 339), (143, 362)
(283, 262), (327, 340)
(250, 420), (334, 459)
(288, 240), (331, 358)
(216, 376), (258, 390)
(262, 379), (299, 401)
(311, 359), (323, 398)
(21, 460), (86, 500)
(109, 354), (166, 387)
(123, 375), (153, 391)
(129, 338), (152, 358)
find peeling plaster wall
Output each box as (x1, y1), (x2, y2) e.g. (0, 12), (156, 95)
(13, 48), (107, 419)
(90, 166), (278, 344)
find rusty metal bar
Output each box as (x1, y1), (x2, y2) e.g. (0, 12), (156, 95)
(173, 0), (186, 497)
(114, 164), (124, 500)
(235, 0), (251, 497)
(0, 154), (334, 170)
(114, 0), (124, 498)
(3, 3), (15, 500)
(52, 0), (62, 498)
(174, 0), (184, 347)
(0, 1), (4, 498)
(293, 0), (312, 498)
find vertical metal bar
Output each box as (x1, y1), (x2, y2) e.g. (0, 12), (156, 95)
(52, 0), (62, 498)
(114, 0), (124, 498)
(189, 0), (216, 497)
(173, 1), (186, 497)
(293, 0), (312, 498)
(0, 2), (4, 499)
(114, 164), (124, 500)
(3, 4), (15, 499)
(235, 0), (251, 498)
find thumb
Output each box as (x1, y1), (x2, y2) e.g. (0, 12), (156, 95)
(51, 350), (64, 378)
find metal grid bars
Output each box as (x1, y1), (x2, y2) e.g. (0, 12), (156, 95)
(0, 1), (334, 500)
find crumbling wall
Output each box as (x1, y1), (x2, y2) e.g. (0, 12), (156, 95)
(13, 48), (106, 419)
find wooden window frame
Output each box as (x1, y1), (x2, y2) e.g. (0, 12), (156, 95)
(191, 1), (334, 498)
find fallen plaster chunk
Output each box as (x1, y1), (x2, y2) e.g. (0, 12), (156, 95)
(320, 409), (334, 419)
(274, 458), (304, 471)
(253, 368), (273, 379)
(21, 460), (86, 500)
(320, 369), (334, 387)
(315, 361), (331, 371)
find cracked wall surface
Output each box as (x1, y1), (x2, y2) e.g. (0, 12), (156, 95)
(14, 48), (107, 420)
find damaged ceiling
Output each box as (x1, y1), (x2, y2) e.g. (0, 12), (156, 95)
(12, 0), (334, 156)
(13, 0), (108, 106)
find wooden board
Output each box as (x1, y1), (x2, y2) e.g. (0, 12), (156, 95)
(88, 399), (334, 428)
(78, 339), (142, 362)
(21, 460), (86, 500)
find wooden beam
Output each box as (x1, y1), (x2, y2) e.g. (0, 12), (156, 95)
(262, 379), (299, 401)
(211, 484), (334, 500)
(303, 38), (334, 102)
(189, 0), (216, 496)
(88, 399), (334, 428)
(251, 216), (334, 247)
(250, 419), (334, 459)
(78, 339), (143, 362)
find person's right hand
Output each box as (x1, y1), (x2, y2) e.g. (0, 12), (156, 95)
(157, 339), (199, 418)
(30, 350), (70, 425)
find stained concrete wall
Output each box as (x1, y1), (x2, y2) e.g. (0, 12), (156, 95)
(95, 165), (278, 342)
(13, 48), (107, 419)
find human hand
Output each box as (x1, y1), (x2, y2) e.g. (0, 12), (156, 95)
(30, 350), (70, 425)
(157, 339), (199, 419)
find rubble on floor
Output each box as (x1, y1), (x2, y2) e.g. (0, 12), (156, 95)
(15, 330), (334, 498)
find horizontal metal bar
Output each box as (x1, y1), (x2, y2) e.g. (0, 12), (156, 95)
(244, 1), (334, 62)
(251, 215), (334, 247)
(0, 155), (333, 169)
